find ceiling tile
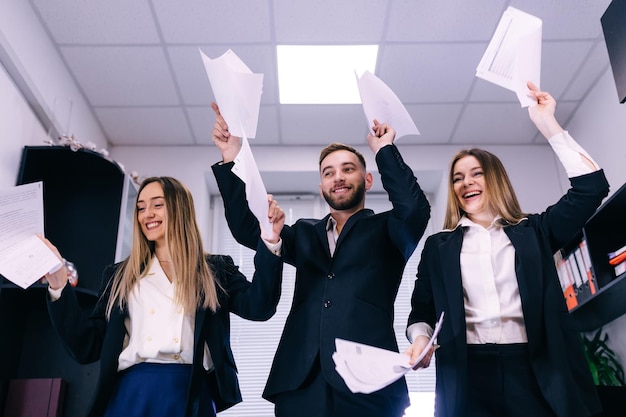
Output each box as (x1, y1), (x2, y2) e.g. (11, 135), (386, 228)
(563, 41), (611, 101)
(273, 0), (389, 43)
(61, 46), (180, 106)
(152, 0), (272, 43)
(541, 41), (596, 98)
(387, 0), (508, 42)
(452, 103), (537, 145)
(279, 105), (368, 145)
(509, 0), (613, 40)
(31, 0), (159, 44)
(405, 103), (464, 144)
(470, 78), (520, 103)
(379, 44), (484, 103)
(95, 107), (194, 146)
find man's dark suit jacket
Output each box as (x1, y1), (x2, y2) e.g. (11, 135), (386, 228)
(47, 240), (283, 417)
(408, 169), (609, 417)
(212, 144), (431, 408)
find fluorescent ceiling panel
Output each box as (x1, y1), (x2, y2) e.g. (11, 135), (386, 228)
(277, 45), (378, 104)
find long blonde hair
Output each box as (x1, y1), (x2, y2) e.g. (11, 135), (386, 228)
(443, 149), (527, 230)
(105, 177), (220, 317)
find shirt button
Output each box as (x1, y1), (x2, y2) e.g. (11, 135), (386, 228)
(173, 354), (180, 360)
(149, 309), (155, 315)
(324, 300), (332, 308)
(146, 336), (152, 342)
(173, 338), (179, 343)
(177, 308), (183, 314)
(327, 272), (335, 279)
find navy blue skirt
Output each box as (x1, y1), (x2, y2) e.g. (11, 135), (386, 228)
(103, 363), (216, 417)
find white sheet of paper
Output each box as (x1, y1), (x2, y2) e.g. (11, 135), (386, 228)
(333, 312), (445, 394)
(356, 71), (420, 140)
(231, 134), (273, 241)
(0, 182), (61, 288)
(475, 6), (542, 107)
(200, 48), (263, 138)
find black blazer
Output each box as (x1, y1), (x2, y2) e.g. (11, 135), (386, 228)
(213, 144), (431, 407)
(408, 169), (609, 417)
(47, 240), (283, 417)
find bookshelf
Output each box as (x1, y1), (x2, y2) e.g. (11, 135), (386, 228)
(567, 182), (626, 331)
(0, 146), (135, 417)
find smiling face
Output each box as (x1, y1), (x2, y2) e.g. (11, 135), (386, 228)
(319, 149), (372, 212)
(136, 181), (167, 247)
(452, 155), (491, 222)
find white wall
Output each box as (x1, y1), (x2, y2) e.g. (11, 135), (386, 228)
(568, 68), (626, 195)
(0, 61), (48, 187)
(0, 0), (107, 149)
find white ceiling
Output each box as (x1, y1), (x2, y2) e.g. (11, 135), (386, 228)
(25, 0), (614, 194)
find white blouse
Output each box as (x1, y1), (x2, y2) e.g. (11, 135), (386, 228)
(117, 256), (213, 371)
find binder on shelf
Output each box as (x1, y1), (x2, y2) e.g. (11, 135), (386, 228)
(608, 243), (626, 266)
(574, 246), (595, 297)
(566, 253), (587, 303)
(579, 239), (598, 294)
(557, 258), (578, 310)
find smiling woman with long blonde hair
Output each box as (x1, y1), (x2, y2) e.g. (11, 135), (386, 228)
(42, 176), (285, 417)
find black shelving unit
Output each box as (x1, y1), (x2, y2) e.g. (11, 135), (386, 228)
(569, 182), (626, 331)
(0, 146), (132, 417)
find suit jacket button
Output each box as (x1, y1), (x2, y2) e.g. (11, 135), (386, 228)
(327, 272), (334, 279)
(324, 300), (332, 308)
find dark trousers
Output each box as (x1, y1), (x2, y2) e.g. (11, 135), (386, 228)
(274, 357), (407, 417)
(103, 362), (216, 417)
(466, 343), (556, 417)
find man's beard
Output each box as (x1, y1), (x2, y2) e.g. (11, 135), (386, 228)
(322, 180), (366, 211)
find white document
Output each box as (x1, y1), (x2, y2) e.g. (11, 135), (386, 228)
(0, 182), (61, 288)
(200, 48), (263, 138)
(356, 70), (420, 140)
(200, 49), (272, 239)
(230, 135), (274, 241)
(333, 312), (444, 394)
(476, 6), (542, 107)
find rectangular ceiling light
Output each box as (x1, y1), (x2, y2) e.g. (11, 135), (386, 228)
(277, 45), (378, 104)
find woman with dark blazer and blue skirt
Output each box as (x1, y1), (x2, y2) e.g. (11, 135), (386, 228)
(405, 82), (609, 417)
(42, 176), (285, 417)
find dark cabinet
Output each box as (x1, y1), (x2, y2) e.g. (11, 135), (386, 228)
(568, 182), (626, 331)
(0, 146), (136, 417)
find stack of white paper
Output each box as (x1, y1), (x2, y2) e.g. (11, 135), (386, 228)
(0, 182), (61, 288)
(333, 312), (444, 394)
(476, 6), (542, 107)
(200, 49), (274, 240)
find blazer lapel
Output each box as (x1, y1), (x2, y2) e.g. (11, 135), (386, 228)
(193, 307), (210, 362)
(333, 209), (373, 253)
(315, 214), (332, 257)
(437, 228), (466, 340)
(504, 224), (543, 348)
